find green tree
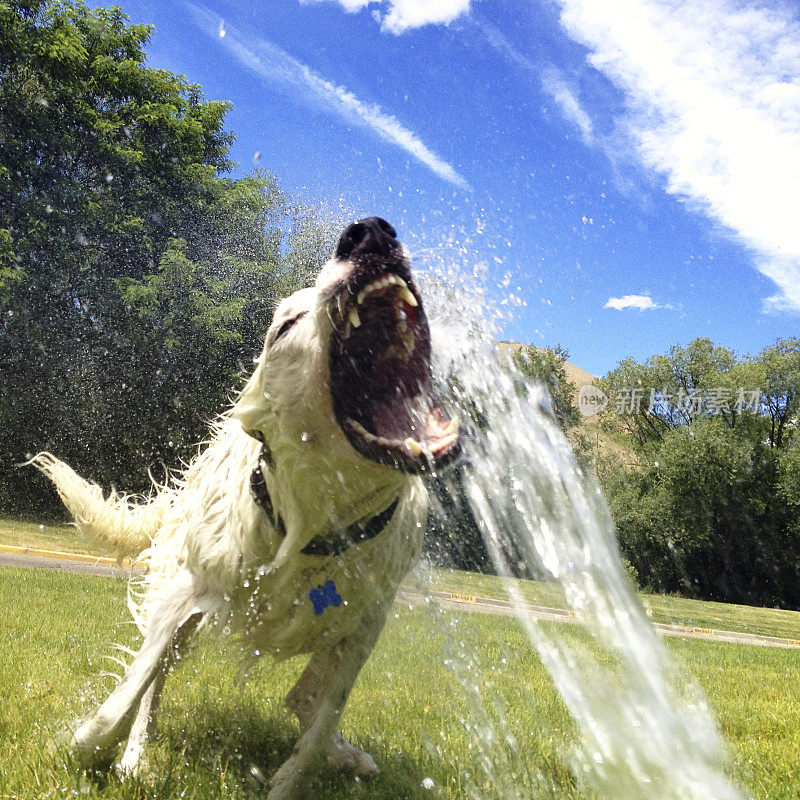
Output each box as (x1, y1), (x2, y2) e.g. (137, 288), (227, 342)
(0, 1), (330, 512)
(510, 344), (580, 431)
(600, 338), (800, 607)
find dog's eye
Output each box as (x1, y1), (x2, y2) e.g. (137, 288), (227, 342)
(271, 312), (306, 346)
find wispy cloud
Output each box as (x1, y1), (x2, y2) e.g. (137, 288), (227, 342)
(604, 294), (661, 311)
(301, 0), (472, 34)
(556, 0), (800, 313)
(478, 21), (538, 74)
(184, 1), (469, 190)
(477, 23), (596, 146)
(541, 67), (594, 145)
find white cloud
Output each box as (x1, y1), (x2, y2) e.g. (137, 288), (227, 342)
(541, 67), (594, 145)
(184, 1), (469, 189)
(604, 294), (660, 311)
(478, 21), (538, 75)
(555, 0), (800, 313)
(302, 0), (472, 33)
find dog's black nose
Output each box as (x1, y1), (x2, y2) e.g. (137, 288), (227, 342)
(335, 217), (399, 260)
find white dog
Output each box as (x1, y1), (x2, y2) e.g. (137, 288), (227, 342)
(32, 217), (459, 800)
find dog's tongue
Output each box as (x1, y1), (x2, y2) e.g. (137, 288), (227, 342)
(352, 397), (457, 458)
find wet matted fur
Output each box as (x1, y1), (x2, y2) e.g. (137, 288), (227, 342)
(32, 217), (459, 800)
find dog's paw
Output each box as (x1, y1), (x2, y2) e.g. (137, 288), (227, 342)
(327, 733), (379, 777)
(117, 741), (146, 777)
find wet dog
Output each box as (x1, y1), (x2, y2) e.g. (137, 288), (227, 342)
(33, 218), (459, 800)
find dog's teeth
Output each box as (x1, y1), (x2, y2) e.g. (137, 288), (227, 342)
(402, 333), (415, 354)
(337, 293), (349, 321)
(343, 322), (351, 339)
(398, 287), (418, 307)
(348, 307), (361, 328)
(404, 438), (424, 456)
(397, 320), (408, 333)
(357, 289), (366, 305)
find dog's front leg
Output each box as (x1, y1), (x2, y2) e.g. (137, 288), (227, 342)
(71, 571), (202, 770)
(118, 608), (203, 775)
(269, 603), (391, 800)
(285, 650), (379, 777)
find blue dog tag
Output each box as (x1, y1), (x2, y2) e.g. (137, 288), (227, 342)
(309, 580), (342, 615)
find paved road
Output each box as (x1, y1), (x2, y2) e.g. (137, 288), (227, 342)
(0, 551), (138, 578)
(3, 547), (800, 651)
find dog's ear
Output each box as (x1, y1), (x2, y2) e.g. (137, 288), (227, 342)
(231, 348), (272, 441)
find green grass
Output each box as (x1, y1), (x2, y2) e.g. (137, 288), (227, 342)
(426, 567), (800, 641)
(2, 565), (800, 799)
(5, 515), (800, 640)
(0, 517), (108, 557)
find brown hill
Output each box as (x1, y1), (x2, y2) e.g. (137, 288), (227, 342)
(496, 342), (636, 467)
(496, 342), (597, 400)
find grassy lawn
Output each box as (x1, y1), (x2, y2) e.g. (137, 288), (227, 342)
(2, 565), (800, 799)
(5, 515), (800, 640)
(427, 567), (800, 641)
(0, 516), (108, 557)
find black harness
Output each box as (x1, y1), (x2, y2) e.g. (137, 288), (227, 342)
(249, 443), (398, 558)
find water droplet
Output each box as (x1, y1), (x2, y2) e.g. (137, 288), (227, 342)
(218, 19), (226, 37)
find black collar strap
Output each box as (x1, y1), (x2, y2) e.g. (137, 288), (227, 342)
(301, 498), (400, 557)
(250, 446), (283, 534)
(250, 445), (399, 558)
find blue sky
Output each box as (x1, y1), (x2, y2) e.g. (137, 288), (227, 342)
(92, 0), (799, 376)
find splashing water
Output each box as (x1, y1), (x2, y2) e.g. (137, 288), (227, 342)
(416, 261), (747, 800)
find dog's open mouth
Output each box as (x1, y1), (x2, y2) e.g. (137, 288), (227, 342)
(328, 263), (459, 472)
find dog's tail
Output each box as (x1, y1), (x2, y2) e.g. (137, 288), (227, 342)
(28, 452), (167, 556)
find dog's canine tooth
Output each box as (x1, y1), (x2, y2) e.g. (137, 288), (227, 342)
(348, 307), (361, 328)
(398, 286), (418, 307)
(404, 437), (424, 456)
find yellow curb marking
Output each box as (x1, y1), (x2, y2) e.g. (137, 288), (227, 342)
(0, 544), (143, 567)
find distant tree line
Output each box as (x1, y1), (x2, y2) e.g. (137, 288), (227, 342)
(598, 337), (800, 608)
(427, 337), (800, 611)
(0, 0), (335, 514)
